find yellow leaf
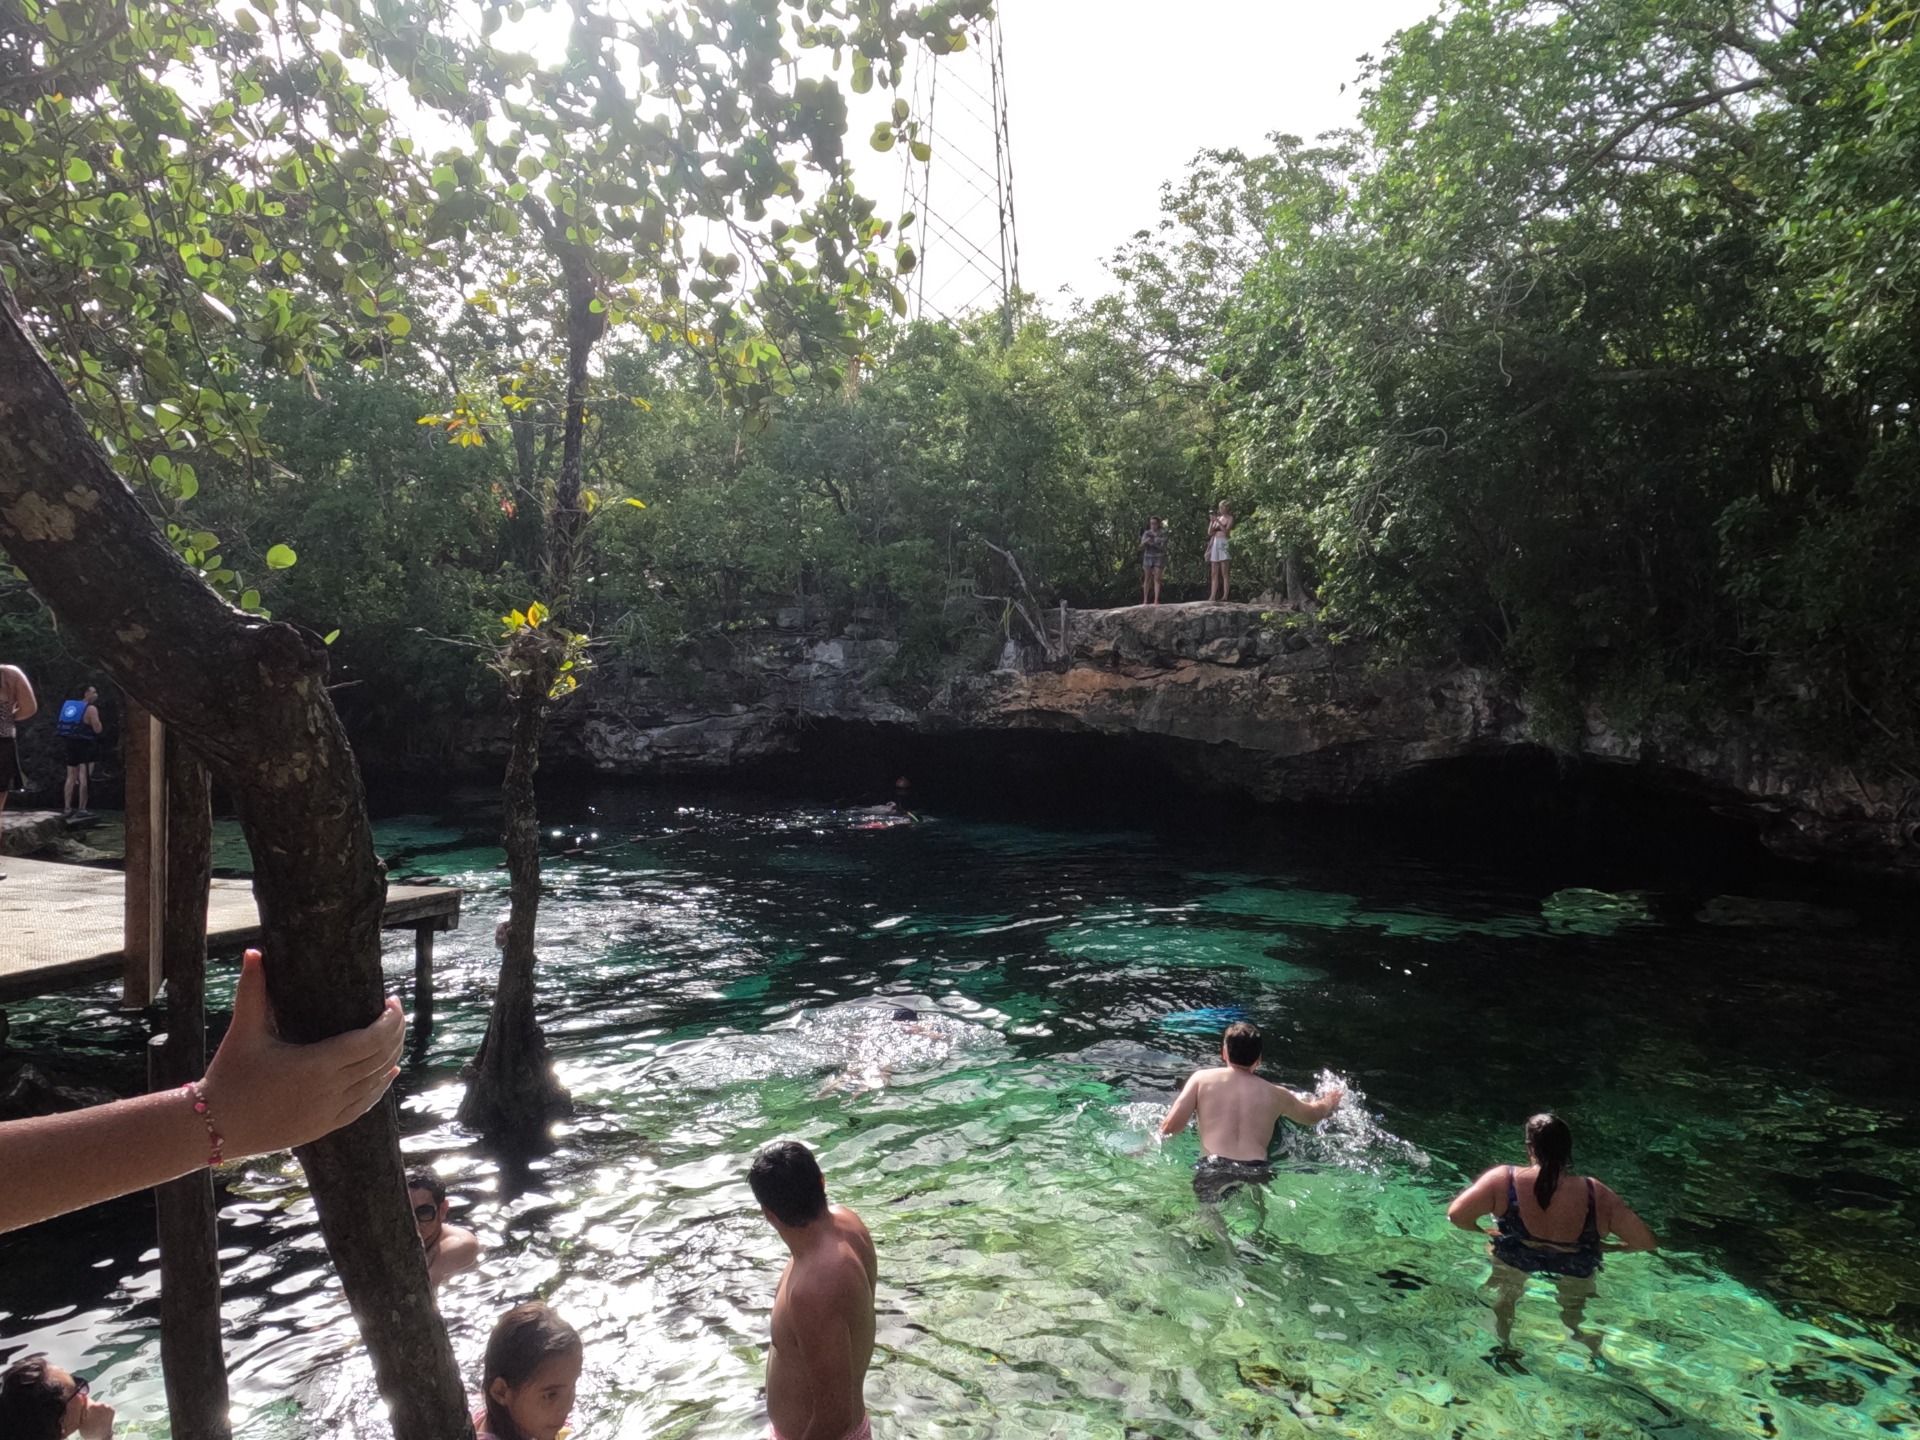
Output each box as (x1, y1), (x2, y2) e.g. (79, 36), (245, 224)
(526, 600), (548, 627)
(623, 497), (648, 509)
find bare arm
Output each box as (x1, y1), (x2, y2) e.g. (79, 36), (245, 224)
(1599, 1183), (1659, 1252)
(86, 703), (103, 734)
(2, 664), (35, 721)
(788, 1284), (860, 1440)
(1446, 1167), (1506, 1234)
(1275, 1081), (1342, 1127)
(1158, 1074), (1201, 1139)
(427, 1227), (482, 1289)
(0, 949), (403, 1234)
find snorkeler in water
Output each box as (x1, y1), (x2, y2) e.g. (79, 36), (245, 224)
(1159, 1022), (1343, 1219)
(820, 1004), (954, 1094)
(1446, 1113), (1658, 1361)
(851, 776), (917, 824)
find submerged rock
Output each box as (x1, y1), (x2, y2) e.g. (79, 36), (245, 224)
(1542, 887), (1654, 935)
(0, 1052), (123, 1121)
(1696, 895), (1858, 929)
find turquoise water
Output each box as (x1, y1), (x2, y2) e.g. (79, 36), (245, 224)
(2, 792), (1917, 1438)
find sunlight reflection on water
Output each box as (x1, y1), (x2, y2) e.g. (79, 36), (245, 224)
(1, 798), (1916, 1439)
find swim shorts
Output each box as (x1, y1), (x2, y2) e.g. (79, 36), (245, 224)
(1193, 1154), (1273, 1204)
(63, 736), (98, 768)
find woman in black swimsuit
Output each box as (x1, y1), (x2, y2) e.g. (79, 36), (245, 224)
(1447, 1114), (1658, 1357)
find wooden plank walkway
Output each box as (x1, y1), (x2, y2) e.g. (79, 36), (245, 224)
(0, 856), (461, 1002)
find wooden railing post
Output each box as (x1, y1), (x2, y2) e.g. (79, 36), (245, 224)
(122, 700), (166, 1008)
(152, 742), (231, 1440)
(413, 925), (435, 1036)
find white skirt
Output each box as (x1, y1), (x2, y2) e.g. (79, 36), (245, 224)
(1206, 536), (1230, 563)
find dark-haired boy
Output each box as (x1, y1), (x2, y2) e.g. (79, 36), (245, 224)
(1159, 1022), (1344, 1204)
(406, 1168), (481, 1293)
(749, 1140), (877, 1440)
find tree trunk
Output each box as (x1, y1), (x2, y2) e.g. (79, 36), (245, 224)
(0, 285), (470, 1440)
(456, 657), (571, 1145)
(458, 233), (598, 1146)
(1284, 546), (1314, 612)
(152, 745), (231, 1440)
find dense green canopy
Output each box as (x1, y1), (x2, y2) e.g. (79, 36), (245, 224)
(5, 0), (1915, 776)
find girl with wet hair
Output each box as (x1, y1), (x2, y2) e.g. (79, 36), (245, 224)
(1446, 1113), (1659, 1359)
(476, 1302), (583, 1440)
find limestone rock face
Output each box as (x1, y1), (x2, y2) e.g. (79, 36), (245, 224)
(0, 810), (75, 858)
(470, 602), (1915, 877)
(469, 627), (916, 775)
(934, 604), (1514, 800)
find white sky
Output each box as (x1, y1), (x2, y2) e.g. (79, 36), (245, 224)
(484, 0), (1444, 312)
(845, 0), (1443, 306)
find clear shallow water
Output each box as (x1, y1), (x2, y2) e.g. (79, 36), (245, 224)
(3, 792), (1918, 1438)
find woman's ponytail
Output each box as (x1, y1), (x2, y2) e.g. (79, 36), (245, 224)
(1526, 1113), (1572, 1209)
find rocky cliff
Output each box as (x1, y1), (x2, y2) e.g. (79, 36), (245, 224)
(478, 602), (1916, 878)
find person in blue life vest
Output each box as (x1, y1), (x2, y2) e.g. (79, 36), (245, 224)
(0, 661), (38, 879)
(57, 684), (105, 819)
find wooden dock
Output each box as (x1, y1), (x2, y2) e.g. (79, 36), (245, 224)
(0, 855), (461, 1004)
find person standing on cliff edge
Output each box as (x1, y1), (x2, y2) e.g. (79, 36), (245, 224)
(1205, 501), (1235, 602)
(0, 661), (39, 879)
(1140, 516), (1168, 606)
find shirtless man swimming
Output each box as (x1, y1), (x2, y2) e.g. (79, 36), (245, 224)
(1159, 1021), (1343, 1205)
(406, 1168), (481, 1294)
(750, 1140), (876, 1440)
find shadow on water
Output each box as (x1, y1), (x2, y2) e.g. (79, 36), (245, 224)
(2, 774), (1917, 1438)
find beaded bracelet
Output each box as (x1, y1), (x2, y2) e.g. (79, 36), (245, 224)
(180, 1081), (225, 1167)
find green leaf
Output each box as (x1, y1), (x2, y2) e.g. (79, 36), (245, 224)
(322, 629), (341, 645)
(265, 543), (298, 570)
(386, 313), (412, 336)
(66, 157), (94, 184)
(240, 588), (262, 612)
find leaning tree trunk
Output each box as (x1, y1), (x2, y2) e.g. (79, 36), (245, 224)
(458, 229), (599, 1146)
(0, 286), (470, 1440)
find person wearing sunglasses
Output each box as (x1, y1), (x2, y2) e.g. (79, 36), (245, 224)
(0, 1355), (114, 1440)
(407, 1169), (481, 1293)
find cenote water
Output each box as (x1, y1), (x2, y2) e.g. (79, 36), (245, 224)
(3, 787), (1917, 1438)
